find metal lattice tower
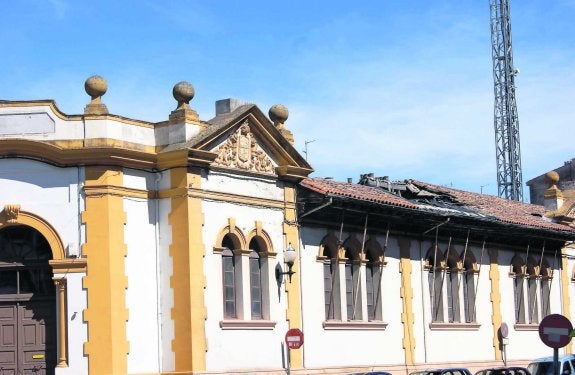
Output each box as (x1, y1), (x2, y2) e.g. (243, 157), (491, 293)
(489, 0), (523, 201)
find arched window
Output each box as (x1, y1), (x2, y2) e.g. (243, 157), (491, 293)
(540, 258), (552, 318)
(445, 245), (460, 323)
(248, 236), (269, 320)
(462, 251), (477, 323)
(343, 236), (362, 321)
(526, 256), (539, 324)
(365, 238), (384, 321)
(221, 234), (242, 319)
(0, 225), (55, 296)
(321, 234), (340, 321)
(427, 246), (445, 322)
(511, 255), (526, 324)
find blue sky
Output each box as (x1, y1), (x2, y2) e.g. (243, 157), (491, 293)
(2, 1), (574, 200)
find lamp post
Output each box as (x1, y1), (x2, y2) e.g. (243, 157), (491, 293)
(276, 242), (297, 283)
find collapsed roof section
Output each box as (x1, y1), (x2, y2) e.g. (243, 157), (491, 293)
(299, 175), (575, 252)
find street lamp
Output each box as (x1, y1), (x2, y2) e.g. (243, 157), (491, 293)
(276, 242), (297, 283)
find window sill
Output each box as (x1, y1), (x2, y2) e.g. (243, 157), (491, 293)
(219, 320), (276, 330)
(429, 322), (481, 330)
(323, 321), (388, 330)
(514, 323), (539, 331)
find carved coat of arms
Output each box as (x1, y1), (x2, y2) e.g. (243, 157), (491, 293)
(214, 122), (274, 174)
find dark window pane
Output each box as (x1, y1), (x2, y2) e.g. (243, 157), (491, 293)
(541, 279), (551, 317)
(222, 235), (235, 250)
(222, 256), (236, 318)
(464, 272), (476, 322)
(0, 226), (52, 263)
(324, 262), (334, 319)
(0, 270), (17, 294)
(515, 276), (525, 323)
(366, 265), (375, 320)
(249, 257), (262, 319)
(19, 268), (55, 295)
(528, 277), (538, 323)
(345, 263), (353, 318)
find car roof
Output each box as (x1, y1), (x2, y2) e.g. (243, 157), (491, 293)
(475, 367), (530, 374)
(410, 369), (470, 375)
(530, 355), (575, 362)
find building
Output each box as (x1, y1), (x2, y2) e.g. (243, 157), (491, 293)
(297, 173), (575, 372)
(0, 76), (574, 375)
(527, 158), (575, 205)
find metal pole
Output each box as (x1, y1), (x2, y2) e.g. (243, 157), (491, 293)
(287, 346), (291, 375)
(554, 347), (559, 375)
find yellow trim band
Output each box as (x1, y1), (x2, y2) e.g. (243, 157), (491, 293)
(82, 166), (129, 374)
(399, 238), (415, 365)
(488, 248), (503, 360)
(169, 167), (207, 372)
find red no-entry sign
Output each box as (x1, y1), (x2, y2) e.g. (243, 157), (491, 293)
(285, 328), (304, 349)
(539, 314), (573, 348)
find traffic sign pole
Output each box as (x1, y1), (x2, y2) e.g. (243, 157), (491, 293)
(287, 344), (291, 375)
(284, 328), (303, 374)
(538, 314), (573, 375)
(554, 348), (559, 375)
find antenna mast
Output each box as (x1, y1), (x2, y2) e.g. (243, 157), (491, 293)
(489, 0), (523, 201)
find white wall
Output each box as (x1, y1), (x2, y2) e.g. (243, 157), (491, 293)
(299, 227), (407, 368)
(202, 178), (288, 372)
(157, 171), (175, 372)
(415, 240), (496, 363)
(0, 159), (88, 374)
(202, 170), (283, 201)
(124, 170), (161, 374)
(0, 159), (82, 250)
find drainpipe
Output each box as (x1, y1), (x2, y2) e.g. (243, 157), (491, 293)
(154, 172), (163, 372)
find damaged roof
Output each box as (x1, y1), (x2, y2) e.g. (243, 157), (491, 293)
(299, 177), (575, 247)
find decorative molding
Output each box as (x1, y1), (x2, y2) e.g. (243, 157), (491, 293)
(513, 323), (539, 331)
(187, 187), (288, 209)
(83, 185), (151, 199)
(219, 320), (277, 330)
(50, 258), (88, 273)
(53, 278), (68, 368)
(213, 122), (275, 174)
(322, 321), (388, 330)
(429, 322), (481, 330)
(0, 210), (65, 260)
(2, 204), (20, 223)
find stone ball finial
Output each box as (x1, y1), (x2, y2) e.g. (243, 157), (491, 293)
(545, 170), (560, 188)
(84, 75), (108, 101)
(269, 104), (289, 127)
(173, 81), (195, 110)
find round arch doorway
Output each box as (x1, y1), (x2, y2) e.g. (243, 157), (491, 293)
(0, 225), (57, 375)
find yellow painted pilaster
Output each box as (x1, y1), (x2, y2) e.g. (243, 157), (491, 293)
(488, 248), (503, 360)
(561, 248), (572, 354)
(398, 237), (415, 365)
(169, 167), (207, 372)
(82, 167), (129, 375)
(283, 184), (303, 368)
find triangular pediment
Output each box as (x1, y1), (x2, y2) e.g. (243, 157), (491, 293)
(211, 119), (276, 175)
(189, 104), (312, 181)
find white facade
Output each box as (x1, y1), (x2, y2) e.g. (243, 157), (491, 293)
(1, 86), (574, 375)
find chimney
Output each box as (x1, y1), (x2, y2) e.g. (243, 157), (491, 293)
(215, 98), (249, 116)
